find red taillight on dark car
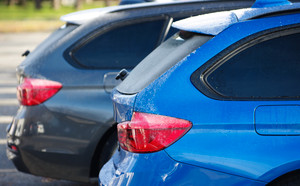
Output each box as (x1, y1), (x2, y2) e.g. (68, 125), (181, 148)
(118, 112), (192, 153)
(17, 78), (62, 106)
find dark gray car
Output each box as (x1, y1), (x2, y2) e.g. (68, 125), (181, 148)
(6, 0), (253, 183)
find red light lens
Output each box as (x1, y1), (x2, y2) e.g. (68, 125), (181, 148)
(17, 78), (62, 106)
(117, 112), (192, 153)
(11, 145), (18, 151)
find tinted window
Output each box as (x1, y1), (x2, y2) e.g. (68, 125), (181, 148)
(117, 32), (212, 94)
(72, 19), (166, 69)
(205, 32), (300, 99)
(22, 24), (77, 67)
(36, 24), (77, 50)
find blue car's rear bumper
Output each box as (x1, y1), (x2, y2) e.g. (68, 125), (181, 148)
(99, 148), (266, 186)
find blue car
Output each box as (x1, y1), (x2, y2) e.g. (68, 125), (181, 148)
(100, 0), (300, 185)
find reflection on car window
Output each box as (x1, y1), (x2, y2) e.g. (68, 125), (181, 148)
(206, 31), (300, 99)
(117, 32), (212, 94)
(72, 19), (166, 69)
(29, 24), (77, 57)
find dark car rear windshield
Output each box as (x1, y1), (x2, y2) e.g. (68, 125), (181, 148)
(20, 24), (78, 68)
(30, 24), (77, 56)
(117, 32), (212, 94)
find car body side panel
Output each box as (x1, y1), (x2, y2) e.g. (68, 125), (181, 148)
(131, 14), (300, 182)
(100, 148), (266, 185)
(7, 88), (114, 182)
(254, 105), (300, 135)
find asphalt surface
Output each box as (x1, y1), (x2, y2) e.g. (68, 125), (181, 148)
(0, 32), (97, 186)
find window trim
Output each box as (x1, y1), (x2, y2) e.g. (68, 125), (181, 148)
(64, 15), (171, 69)
(191, 23), (300, 101)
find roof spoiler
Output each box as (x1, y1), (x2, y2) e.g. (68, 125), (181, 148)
(172, 0), (298, 36)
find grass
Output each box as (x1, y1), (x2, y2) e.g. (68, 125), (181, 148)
(0, 1), (108, 20)
(0, 0), (118, 32)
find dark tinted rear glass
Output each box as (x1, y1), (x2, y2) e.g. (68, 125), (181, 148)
(72, 19), (166, 69)
(117, 32), (212, 94)
(31, 24), (77, 55)
(206, 32), (300, 99)
(21, 24), (77, 67)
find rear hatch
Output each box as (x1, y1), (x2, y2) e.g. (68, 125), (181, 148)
(113, 31), (213, 122)
(117, 32), (212, 95)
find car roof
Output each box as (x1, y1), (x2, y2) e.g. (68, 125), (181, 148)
(172, 0), (300, 35)
(60, 0), (253, 25)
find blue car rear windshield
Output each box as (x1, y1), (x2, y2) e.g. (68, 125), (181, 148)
(117, 31), (212, 94)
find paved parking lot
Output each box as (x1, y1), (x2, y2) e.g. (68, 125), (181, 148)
(0, 32), (97, 186)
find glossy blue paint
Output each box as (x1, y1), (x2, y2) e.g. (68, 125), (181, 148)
(252, 0), (291, 8)
(111, 89), (137, 123)
(100, 4), (300, 186)
(100, 149), (266, 185)
(255, 105), (300, 135)
(135, 13), (300, 116)
(172, 2), (300, 35)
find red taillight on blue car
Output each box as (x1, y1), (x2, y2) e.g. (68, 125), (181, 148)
(118, 112), (192, 153)
(17, 78), (62, 106)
